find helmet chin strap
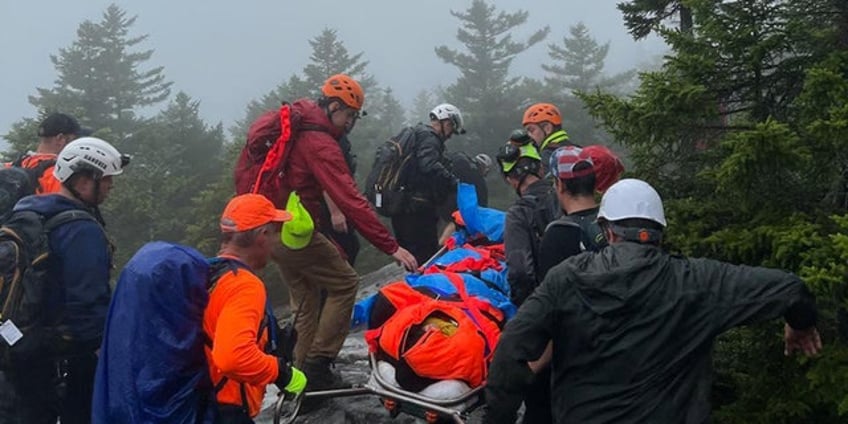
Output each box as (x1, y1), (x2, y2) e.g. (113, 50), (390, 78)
(67, 177), (106, 225)
(324, 104), (334, 122)
(515, 171), (533, 197)
(438, 120), (452, 142)
(541, 124), (552, 141)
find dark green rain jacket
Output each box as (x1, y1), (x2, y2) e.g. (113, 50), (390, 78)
(485, 242), (817, 424)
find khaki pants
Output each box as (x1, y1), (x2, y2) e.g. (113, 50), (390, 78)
(272, 232), (360, 365)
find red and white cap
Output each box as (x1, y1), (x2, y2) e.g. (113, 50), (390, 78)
(550, 145), (594, 180)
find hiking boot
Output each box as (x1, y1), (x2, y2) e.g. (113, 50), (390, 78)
(301, 356), (348, 391)
(298, 356), (350, 414)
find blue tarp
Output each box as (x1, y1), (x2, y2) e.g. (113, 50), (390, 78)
(456, 182), (506, 243)
(351, 184), (514, 328)
(352, 248), (516, 328)
(93, 241), (215, 424)
(405, 273), (515, 318)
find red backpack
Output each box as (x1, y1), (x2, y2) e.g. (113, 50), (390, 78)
(233, 104), (294, 207)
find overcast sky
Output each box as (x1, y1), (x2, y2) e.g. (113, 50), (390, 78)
(0, 0), (666, 144)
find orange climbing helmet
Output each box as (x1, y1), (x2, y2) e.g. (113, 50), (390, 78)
(522, 103), (562, 126)
(321, 74), (365, 110)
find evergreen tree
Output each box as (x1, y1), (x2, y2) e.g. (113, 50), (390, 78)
(541, 22), (635, 145)
(543, 22), (635, 95)
(30, 4), (171, 143)
(3, 118), (42, 157)
(230, 75), (311, 140)
(233, 28), (379, 145)
(583, 0), (848, 420)
(4, 4), (171, 155)
(435, 0), (549, 153)
(409, 89), (435, 125)
(302, 28), (375, 97)
(618, 0), (692, 40)
(105, 92), (225, 267)
(372, 87), (406, 136)
(184, 142), (242, 256)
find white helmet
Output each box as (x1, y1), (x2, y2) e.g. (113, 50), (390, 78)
(54, 137), (127, 183)
(429, 103), (466, 135)
(597, 178), (667, 227)
(473, 153), (493, 175)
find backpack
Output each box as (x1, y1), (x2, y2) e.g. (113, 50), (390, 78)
(0, 157), (56, 221)
(364, 126), (418, 217)
(0, 209), (97, 367)
(234, 103), (332, 207)
(92, 242), (286, 424)
(544, 210), (607, 252)
(515, 189), (561, 266)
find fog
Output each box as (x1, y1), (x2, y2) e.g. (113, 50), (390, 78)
(0, 0), (666, 144)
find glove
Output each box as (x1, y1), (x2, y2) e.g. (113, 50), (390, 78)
(275, 358), (307, 396)
(286, 367), (307, 395)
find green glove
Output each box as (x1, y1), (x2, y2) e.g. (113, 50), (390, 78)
(284, 366), (307, 395)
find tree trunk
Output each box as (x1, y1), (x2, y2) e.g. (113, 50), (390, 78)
(679, 4), (693, 34)
(837, 0), (848, 50)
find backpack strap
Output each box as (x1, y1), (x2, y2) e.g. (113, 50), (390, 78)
(571, 213), (607, 251)
(44, 209), (96, 233)
(544, 213), (607, 252)
(29, 158), (56, 175)
(516, 193), (557, 272)
(27, 160), (56, 192)
(10, 153), (28, 168)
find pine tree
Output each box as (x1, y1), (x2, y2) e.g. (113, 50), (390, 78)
(233, 28), (379, 143)
(435, 0), (549, 153)
(29, 4), (171, 144)
(372, 87), (406, 134)
(302, 28), (374, 97)
(583, 1), (848, 419)
(409, 89), (435, 125)
(543, 22), (634, 95)
(618, 0), (692, 40)
(540, 22), (635, 145)
(230, 75), (311, 140)
(104, 92), (225, 267)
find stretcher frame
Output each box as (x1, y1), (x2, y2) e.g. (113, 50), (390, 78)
(273, 352), (484, 424)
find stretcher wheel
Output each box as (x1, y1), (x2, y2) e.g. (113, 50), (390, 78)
(273, 392), (303, 424)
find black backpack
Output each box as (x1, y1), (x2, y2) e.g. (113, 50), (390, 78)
(544, 211), (608, 252)
(365, 127), (418, 217)
(516, 189), (561, 259)
(0, 209), (96, 367)
(0, 156), (56, 222)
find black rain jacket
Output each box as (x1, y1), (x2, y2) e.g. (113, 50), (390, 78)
(486, 242), (817, 424)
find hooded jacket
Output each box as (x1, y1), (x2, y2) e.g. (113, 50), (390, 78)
(410, 123), (456, 204)
(486, 242), (817, 424)
(13, 194), (112, 351)
(281, 99), (398, 255)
